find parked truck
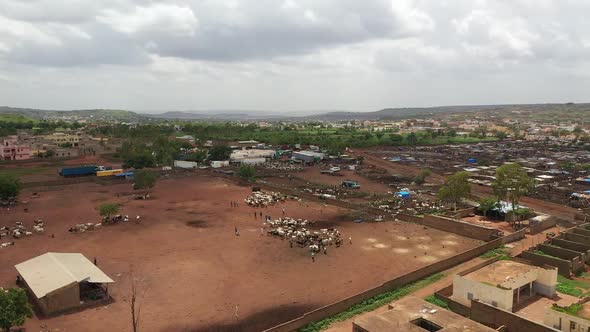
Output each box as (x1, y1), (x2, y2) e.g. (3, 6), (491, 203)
(341, 180), (361, 189)
(96, 169), (124, 177)
(58, 165), (98, 177)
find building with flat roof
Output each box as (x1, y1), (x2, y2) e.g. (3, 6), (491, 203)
(452, 260), (557, 311)
(545, 298), (590, 332)
(353, 296), (497, 332)
(1, 135), (32, 160)
(15, 252), (114, 316)
(230, 149), (275, 164)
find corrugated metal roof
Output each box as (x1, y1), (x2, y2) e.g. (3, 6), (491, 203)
(15, 252), (114, 299)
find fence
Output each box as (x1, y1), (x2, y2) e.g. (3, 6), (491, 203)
(262, 230), (525, 332)
(397, 214), (501, 241)
(470, 300), (559, 332)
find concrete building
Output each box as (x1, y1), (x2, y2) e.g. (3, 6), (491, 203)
(452, 260), (557, 311)
(15, 252), (114, 316)
(1, 135), (32, 160)
(353, 296), (497, 332)
(292, 151), (325, 163)
(544, 299), (590, 332)
(230, 149), (275, 165)
(43, 132), (81, 146)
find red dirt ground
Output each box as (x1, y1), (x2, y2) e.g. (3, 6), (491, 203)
(0, 175), (481, 332)
(295, 165), (392, 195)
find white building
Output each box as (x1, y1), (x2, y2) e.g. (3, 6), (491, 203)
(545, 299), (590, 331)
(452, 260), (557, 311)
(230, 149), (275, 165)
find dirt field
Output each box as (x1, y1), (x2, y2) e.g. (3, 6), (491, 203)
(294, 165), (392, 194)
(0, 155), (121, 183)
(0, 175), (481, 332)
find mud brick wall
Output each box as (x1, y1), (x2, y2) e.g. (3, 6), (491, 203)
(519, 251), (571, 276)
(470, 300), (559, 332)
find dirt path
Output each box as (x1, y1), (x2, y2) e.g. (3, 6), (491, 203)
(355, 151), (445, 185)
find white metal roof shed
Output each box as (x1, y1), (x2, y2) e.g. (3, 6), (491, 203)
(15, 252), (114, 299)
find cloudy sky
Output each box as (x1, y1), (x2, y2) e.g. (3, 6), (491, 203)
(0, 0), (589, 112)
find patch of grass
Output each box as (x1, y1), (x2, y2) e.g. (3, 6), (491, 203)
(0, 167), (46, 177)
(424, 295), (450, 310)
(552, 303), (583, 317)
(556, 275), (590, 298)
(480, 245), (511, 260)
(534, 250), (560, 259)
(299, 273), (445, 332)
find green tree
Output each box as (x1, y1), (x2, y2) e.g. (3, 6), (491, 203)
(495, 131), (508, 140)
(0, 288), (33, 332)
(99, 203), (119, 219)
(389, 134), (403, 145)
(406, 132), (418, 146)
(208, 145), (232, 161)
(185, 150), (208, 163)
(134, 170), (157, 191)
(478, 197), (499, 217)
(0, 174), (22, 200)
(238, 165), (256, 180)
(492, 163), (535, 214)
(438, 171), (471, 210)
(414, 169), (432, 185)
(44, 149), (55, 158)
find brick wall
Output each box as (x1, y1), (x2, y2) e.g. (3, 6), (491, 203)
(470, 300), (559, 332)
(530, 217), (557, 234)
(551, 238), (590, 261)
(397, 214), (500, 241)
(519, 251), (571, 276)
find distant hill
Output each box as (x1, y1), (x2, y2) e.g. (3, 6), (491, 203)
(304, 103), (590, 121)
(0, 107), (147, 122)
(2, 103), (589, 123)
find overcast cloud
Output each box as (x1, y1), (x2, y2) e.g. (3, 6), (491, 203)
(0, 0), (589, 112)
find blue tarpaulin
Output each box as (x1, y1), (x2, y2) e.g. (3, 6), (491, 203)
(467, 158), (477, 164)
(115, 171), (134, 177)
(395, 191), (411, 199)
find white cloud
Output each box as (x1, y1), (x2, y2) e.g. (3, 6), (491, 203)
(97, 4), (198, 36)
(0, 0), (589, 110)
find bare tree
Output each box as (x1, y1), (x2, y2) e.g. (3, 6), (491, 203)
(129, 275), (148, 332)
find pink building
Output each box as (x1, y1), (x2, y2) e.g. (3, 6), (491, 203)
(1, 135), (32, 161)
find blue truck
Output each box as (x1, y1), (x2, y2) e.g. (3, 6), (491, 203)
(58, 165), (99, 177)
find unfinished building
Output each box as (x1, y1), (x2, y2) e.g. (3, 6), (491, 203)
(352, 296), (497, 332)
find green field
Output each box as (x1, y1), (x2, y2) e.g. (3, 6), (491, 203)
(0, 114), (37, 123)
(0, 167), (48, 177)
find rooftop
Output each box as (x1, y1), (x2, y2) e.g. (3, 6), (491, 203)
(464, 260), (538, 289)
(15, 252), (114, 299)
(353, 297), (496, 332)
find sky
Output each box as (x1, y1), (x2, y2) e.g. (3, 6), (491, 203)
(0, 0), (589, 113)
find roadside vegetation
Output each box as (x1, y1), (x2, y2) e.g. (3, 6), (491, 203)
(0, 174), (22, 199)
(299, 273), (444, 332)
(480, 246), (511, 260)
(556, 275), (590, 297)
(424, 295), (450, 310)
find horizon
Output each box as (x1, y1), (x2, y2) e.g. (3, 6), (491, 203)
(2, 100), (588, 116)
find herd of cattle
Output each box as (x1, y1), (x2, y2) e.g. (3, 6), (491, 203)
(266, 217), (343, 255)
(245, 191), (286, 207)
(0, 219), (45, 249)
(69, 215), (141, 233)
